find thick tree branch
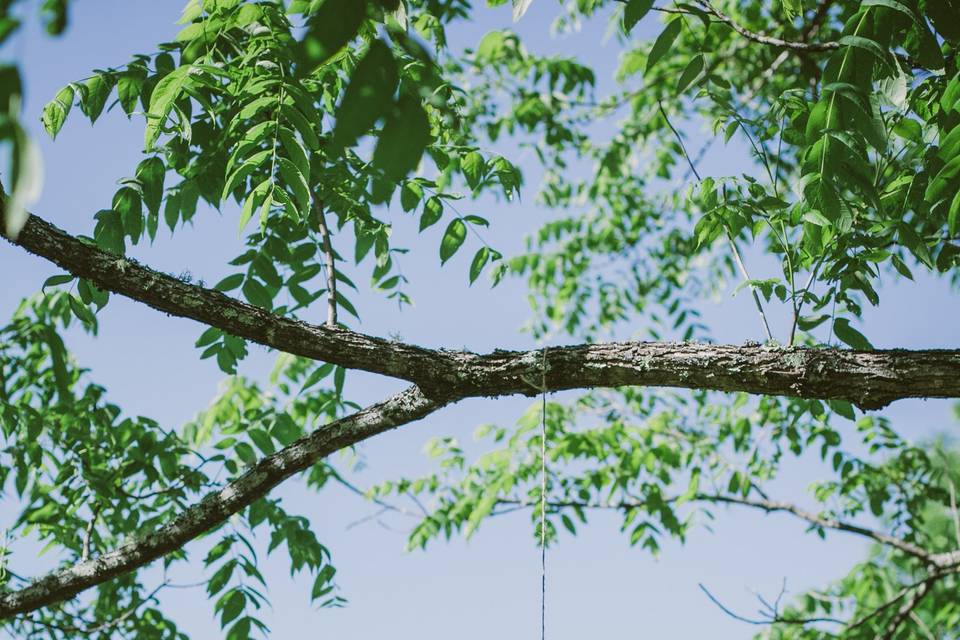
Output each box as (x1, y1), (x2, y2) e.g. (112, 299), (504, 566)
(5, 211), (960, 410)
(0, 386), (445, 619)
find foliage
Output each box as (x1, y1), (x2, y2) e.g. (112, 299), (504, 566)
(0, 0), (959, 637)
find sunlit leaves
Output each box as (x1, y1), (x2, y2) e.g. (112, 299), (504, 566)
(41, 85), (73, 139)
(144, 65), (192, 150)
(439, 218), (467, 264)
(512, 0), (533, 22)
(833, 317), (873, 350)
(78, 73), (113, 123)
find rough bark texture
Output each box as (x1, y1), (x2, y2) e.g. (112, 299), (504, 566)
(0, 386), (444, 619)
(4, 209), (960, 618)
(7, 212), (960, 410)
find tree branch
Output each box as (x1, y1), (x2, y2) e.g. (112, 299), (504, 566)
(5, 210), (960, 410)
(497, 493), (958, 569)
(0, 386), (444, 619)
(693, 0), (840, 53)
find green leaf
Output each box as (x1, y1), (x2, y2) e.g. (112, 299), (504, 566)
(675, 54), (703, 94)
(645, 18), (682, 75)
(117, 67), (146, 115)
(41, 85), (73, 139)
(623, 0), (655, 33)
(242, 278), (273, 310)
(299, 0), (366, 73)
(113, 187), (143, 244)
(797, 313), (830, 331)
(925, 154), (960, 204)
(277, 157), (311, 215)
(219, 590), (246, 628)
(196, 326), (222, 348)
(79, 74), (112, 123)
(833, 318), (873, 350)
(373, 94), (431, 180)
(215, 273), (245, 292)
(469, 247), (490, 284)
(948, 190), (960, 237)
(512, 0), (533, 21)
(439, 218), (467, 264)
(332, 39), (398, 151)
(136, 156), (165, 217)
(42, 274), (74, 290)
(461, 151), (485, 190)
(281, 104), (320, 150)
(248, 429), (276, 456)
(862, 0), (918, 21)
(278, 126), (310, 180)
(420, 196), (443, 231)
(238, 180), (271, 232)
(802, 210), (832, 228)
(400, 181), (422, 212)
(837, 35), (893, 69)
(145, 66), (192, 150)
(898, 224), (933, 268)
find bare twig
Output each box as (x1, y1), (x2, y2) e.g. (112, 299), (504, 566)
(724, 232), (775, 342)
(698, 582), (843, 626)
(80, 504), (100, 563)
(18, 582), (166, 635)
(495, 493), (953, 567)
(658, 101), (774, 342)
(313, 199), (338, 327)
(693, 0), (840, 53)
(877, 574), (935, 639)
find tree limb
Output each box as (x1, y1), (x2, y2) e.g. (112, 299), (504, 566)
(5, 211), (960, 410)
(0, 386), (444, 619)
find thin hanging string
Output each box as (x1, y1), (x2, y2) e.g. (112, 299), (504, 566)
(539, 345), (547, 640)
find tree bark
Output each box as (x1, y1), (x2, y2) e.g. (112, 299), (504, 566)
(4, 208), (960, 618)
(6, 212), (960, 410)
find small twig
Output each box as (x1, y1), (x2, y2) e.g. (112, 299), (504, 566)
(80, 504), (101, 563)
(877, 574), (935, 639)
(331, 472), (420, 518)
(725, 231), (775, 342)
(909, 611), (937, 640)
(788, 254), (827, 345)
(658, 101), (774, 342)
(313, 199), (338, 327)
(693, 0), (840, 53)
(659, 101), (702, 183)
(19, 582), (166, 634)
(496, 492), (943, 565)
(698, 583), (843, 626)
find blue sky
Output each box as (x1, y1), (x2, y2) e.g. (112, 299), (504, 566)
(2, 1), (959, 638)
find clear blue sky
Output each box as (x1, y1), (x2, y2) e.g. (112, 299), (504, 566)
(2, 2), (958, 638)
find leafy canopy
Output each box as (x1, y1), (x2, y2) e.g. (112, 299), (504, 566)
(1, 0), (959, 638)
